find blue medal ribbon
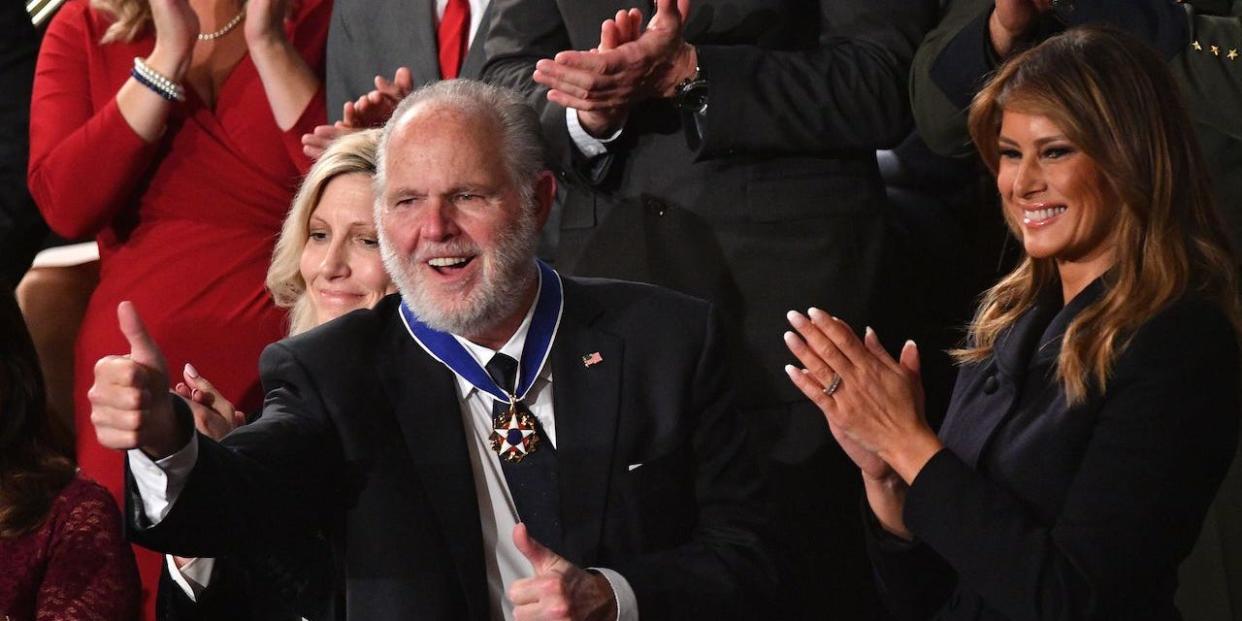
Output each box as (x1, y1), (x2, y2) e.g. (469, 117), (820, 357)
(398, 260), (563, 405)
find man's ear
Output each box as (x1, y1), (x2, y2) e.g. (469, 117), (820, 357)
(532, 170), (557, 230)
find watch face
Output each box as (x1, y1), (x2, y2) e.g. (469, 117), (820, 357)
(677, 79), (709, 114)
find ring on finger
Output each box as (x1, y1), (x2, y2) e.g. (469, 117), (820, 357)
(823, 373), (843, 396)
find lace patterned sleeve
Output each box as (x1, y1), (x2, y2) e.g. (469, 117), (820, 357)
(35, 478), (141, 621)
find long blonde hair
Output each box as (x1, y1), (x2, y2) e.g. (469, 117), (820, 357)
(91, 0), (150, 43)
(266, 129), (381, 336)
(956, 26), (1241, 403)
(90, 0), (295, 44)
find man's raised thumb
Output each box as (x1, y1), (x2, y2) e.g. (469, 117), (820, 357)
(513, 523), (558, 573)
(118, 301), (165, 372)
(652, 0), (688, 25)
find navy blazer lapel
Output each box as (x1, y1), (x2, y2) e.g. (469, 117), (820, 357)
(376, 309), (490, 621)
(1030, 278), (1107, 367)
(551, 281), (623, 566)
(944, 278), (1108, 466)
(941, 286), (1060, 466)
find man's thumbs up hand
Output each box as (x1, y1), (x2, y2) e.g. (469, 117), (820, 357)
(88, 301), (189, 459)
(508, 523), (618, 621)
(118, 299), (166, 372)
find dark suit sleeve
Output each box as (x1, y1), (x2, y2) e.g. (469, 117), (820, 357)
(691, 0), (935, 159)
(606, 305), (779, 620)
(911, 0), (1190, 157)
(127, 341), (342, 559)
(862, 502), (957, 621)
(482, 1), (594, 180)
(157, 548), (334, 621)
(484, 1), (936, 167)
(895, 304), (1240, 619)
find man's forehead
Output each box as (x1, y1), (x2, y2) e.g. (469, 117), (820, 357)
(397, 101), (496, 138)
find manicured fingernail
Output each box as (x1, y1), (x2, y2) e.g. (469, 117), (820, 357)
(865, 326), (875, 339)
(905, 339), (917, 350)
(808, 307), (830, 321)
(184, 362), (199, 378)
(783, 330), (800, 344)
(786, 310), (807, 326)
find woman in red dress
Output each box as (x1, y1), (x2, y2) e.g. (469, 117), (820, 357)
(28, 0), (329, 616)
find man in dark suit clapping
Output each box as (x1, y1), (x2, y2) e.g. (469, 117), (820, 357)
(483, 1), (937, 617)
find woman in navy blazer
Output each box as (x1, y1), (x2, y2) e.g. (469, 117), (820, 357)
(784, 27), (1242, 620)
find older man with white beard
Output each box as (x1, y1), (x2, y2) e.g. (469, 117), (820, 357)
(87, 80), (777, 621)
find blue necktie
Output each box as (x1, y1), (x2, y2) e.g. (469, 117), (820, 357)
(485, 353), (563, 552)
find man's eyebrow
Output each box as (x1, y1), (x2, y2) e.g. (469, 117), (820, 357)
(385, 185), (424, 199)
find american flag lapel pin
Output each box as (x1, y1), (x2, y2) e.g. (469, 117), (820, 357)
(581, 351), (603, 367)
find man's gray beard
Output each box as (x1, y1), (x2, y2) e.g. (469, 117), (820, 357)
(380, 208), (540, 338)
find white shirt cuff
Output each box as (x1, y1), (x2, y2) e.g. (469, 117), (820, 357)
(127, 433), (199, 524)
(165, 554), (215, 601)
(591, 567), (639, 621)
(565, 107), (623, 158)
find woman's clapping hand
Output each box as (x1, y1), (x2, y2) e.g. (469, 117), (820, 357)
(782, 309), (941, 484)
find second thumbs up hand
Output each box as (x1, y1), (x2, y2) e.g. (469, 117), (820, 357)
(88, 301), (190, 460)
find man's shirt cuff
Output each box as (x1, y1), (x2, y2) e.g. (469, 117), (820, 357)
(165, 554), (215, 601)
(127, 433), (199, 524)
(591, 567), (639, 621)
(566, 107), (623, 158)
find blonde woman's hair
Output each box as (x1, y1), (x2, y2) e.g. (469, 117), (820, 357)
(957, 26), (1241, 404)
(266, 129), (381, 336)
(90, 0), (295, 44)
(91, 0), (149, 43)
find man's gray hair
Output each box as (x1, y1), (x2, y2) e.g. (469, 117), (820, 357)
(373, 79), (548, 209)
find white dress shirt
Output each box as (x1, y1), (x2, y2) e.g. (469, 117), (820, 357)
(129, 291), (638, 620)
(566, 108), (625, 158)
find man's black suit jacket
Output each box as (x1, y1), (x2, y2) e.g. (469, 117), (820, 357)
(866, 280), (1241, 620)
(483, 0), (937, 410)
(128, 277), (777, 620)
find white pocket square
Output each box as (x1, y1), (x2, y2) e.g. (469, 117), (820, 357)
(627, 463), (644, 472)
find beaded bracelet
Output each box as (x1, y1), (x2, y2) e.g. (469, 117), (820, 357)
(132, 57), (186, 102)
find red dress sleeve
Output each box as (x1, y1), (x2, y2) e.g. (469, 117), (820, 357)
(35, 477), (141, 621)
(27, 1), (160, 240)
(277, 0), (332, 174)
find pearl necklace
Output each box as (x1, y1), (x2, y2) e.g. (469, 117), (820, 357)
(198, 3), (247, 41)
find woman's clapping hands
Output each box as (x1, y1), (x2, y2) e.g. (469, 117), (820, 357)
(782, 309), (942, 484)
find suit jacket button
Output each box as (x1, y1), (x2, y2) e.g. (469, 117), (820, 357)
(982, 375), (999, 395)
(645, 198), (666, 216)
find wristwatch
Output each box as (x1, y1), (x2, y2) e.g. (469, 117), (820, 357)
(674, 62), (709, 115)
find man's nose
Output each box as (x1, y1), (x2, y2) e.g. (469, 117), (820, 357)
(420, 197), (461, 241)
